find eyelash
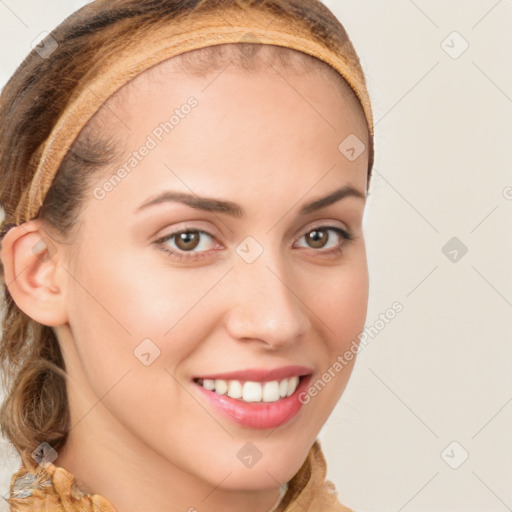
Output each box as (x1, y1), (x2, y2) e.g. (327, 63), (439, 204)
(153, 225), (354, 263)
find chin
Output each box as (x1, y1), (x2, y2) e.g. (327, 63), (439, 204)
(214, 462), (301, 491)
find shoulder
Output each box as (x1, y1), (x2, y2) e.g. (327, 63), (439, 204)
(6, 462), (115, 512)
(7, 463), (62, 511)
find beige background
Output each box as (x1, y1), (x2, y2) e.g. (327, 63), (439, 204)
(1, 1), (511, 511)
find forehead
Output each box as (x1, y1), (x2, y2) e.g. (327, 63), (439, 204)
(99, 43), (367, 127)
(83, 43), (369, 215)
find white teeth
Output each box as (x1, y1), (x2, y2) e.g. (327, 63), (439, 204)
(287, 376), (299, 397)
(197, 376), (302, 403)
(243, 381), (262, 402)
(202, 379), (215, 391)
(279, 379), (288, 398)
(262, 381), (280, 402)
(214, 379), (228, 395)
(227, 380), (243, 399)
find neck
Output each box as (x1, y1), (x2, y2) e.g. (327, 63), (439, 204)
(57, 409), (286, 512)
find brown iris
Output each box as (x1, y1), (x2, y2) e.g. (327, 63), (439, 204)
(305, 229), (329, 249)
(175, 231), (201, 251)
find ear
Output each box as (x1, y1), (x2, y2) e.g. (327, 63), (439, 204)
(0, 219), (68, 327)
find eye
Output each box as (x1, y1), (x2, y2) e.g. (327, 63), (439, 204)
(153, 228), (219, 262)
(294, 226), (354, 256)
(153, 225), (354, 262)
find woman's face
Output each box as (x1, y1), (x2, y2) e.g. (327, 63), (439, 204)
(55, 52), (370, 490)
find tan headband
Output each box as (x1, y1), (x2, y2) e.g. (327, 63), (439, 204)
(13, 5), (374, 225)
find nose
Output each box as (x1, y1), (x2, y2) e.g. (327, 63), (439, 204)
(224, 246), (312, 350)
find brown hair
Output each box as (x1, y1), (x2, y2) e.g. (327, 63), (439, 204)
(0, 0), (373, 471)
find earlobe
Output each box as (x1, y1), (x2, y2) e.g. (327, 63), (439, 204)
(0, 219), (68, 327)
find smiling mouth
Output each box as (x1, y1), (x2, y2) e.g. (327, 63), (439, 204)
(192, 375), (308, 403)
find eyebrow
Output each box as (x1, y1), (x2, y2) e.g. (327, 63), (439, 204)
(135, 184), (366, 217)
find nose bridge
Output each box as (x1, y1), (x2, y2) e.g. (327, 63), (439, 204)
(225, 238), (311, 346)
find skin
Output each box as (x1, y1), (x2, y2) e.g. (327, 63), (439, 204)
(1, 49), (370, 512)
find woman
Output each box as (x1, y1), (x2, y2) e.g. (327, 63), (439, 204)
(0, 1), (374, 511)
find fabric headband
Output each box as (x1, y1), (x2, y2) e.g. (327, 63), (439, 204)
(13, 5), (374, 225)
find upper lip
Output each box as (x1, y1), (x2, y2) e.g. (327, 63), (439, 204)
(193, 365), (313, 383)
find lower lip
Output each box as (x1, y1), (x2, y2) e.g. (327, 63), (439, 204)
(193, 375), (312, 429)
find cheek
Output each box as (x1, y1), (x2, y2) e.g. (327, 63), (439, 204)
(65, 243), (219, 378)
(315, 260), (369, 350)
(299, 268), (368, 420)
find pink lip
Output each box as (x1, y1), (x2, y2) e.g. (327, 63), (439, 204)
(192, 374), (313, 429)
(192, 365), (313, 383)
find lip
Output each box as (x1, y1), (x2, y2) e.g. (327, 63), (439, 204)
(192, 373), (313, 429)
(192, 365), (313, 383)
